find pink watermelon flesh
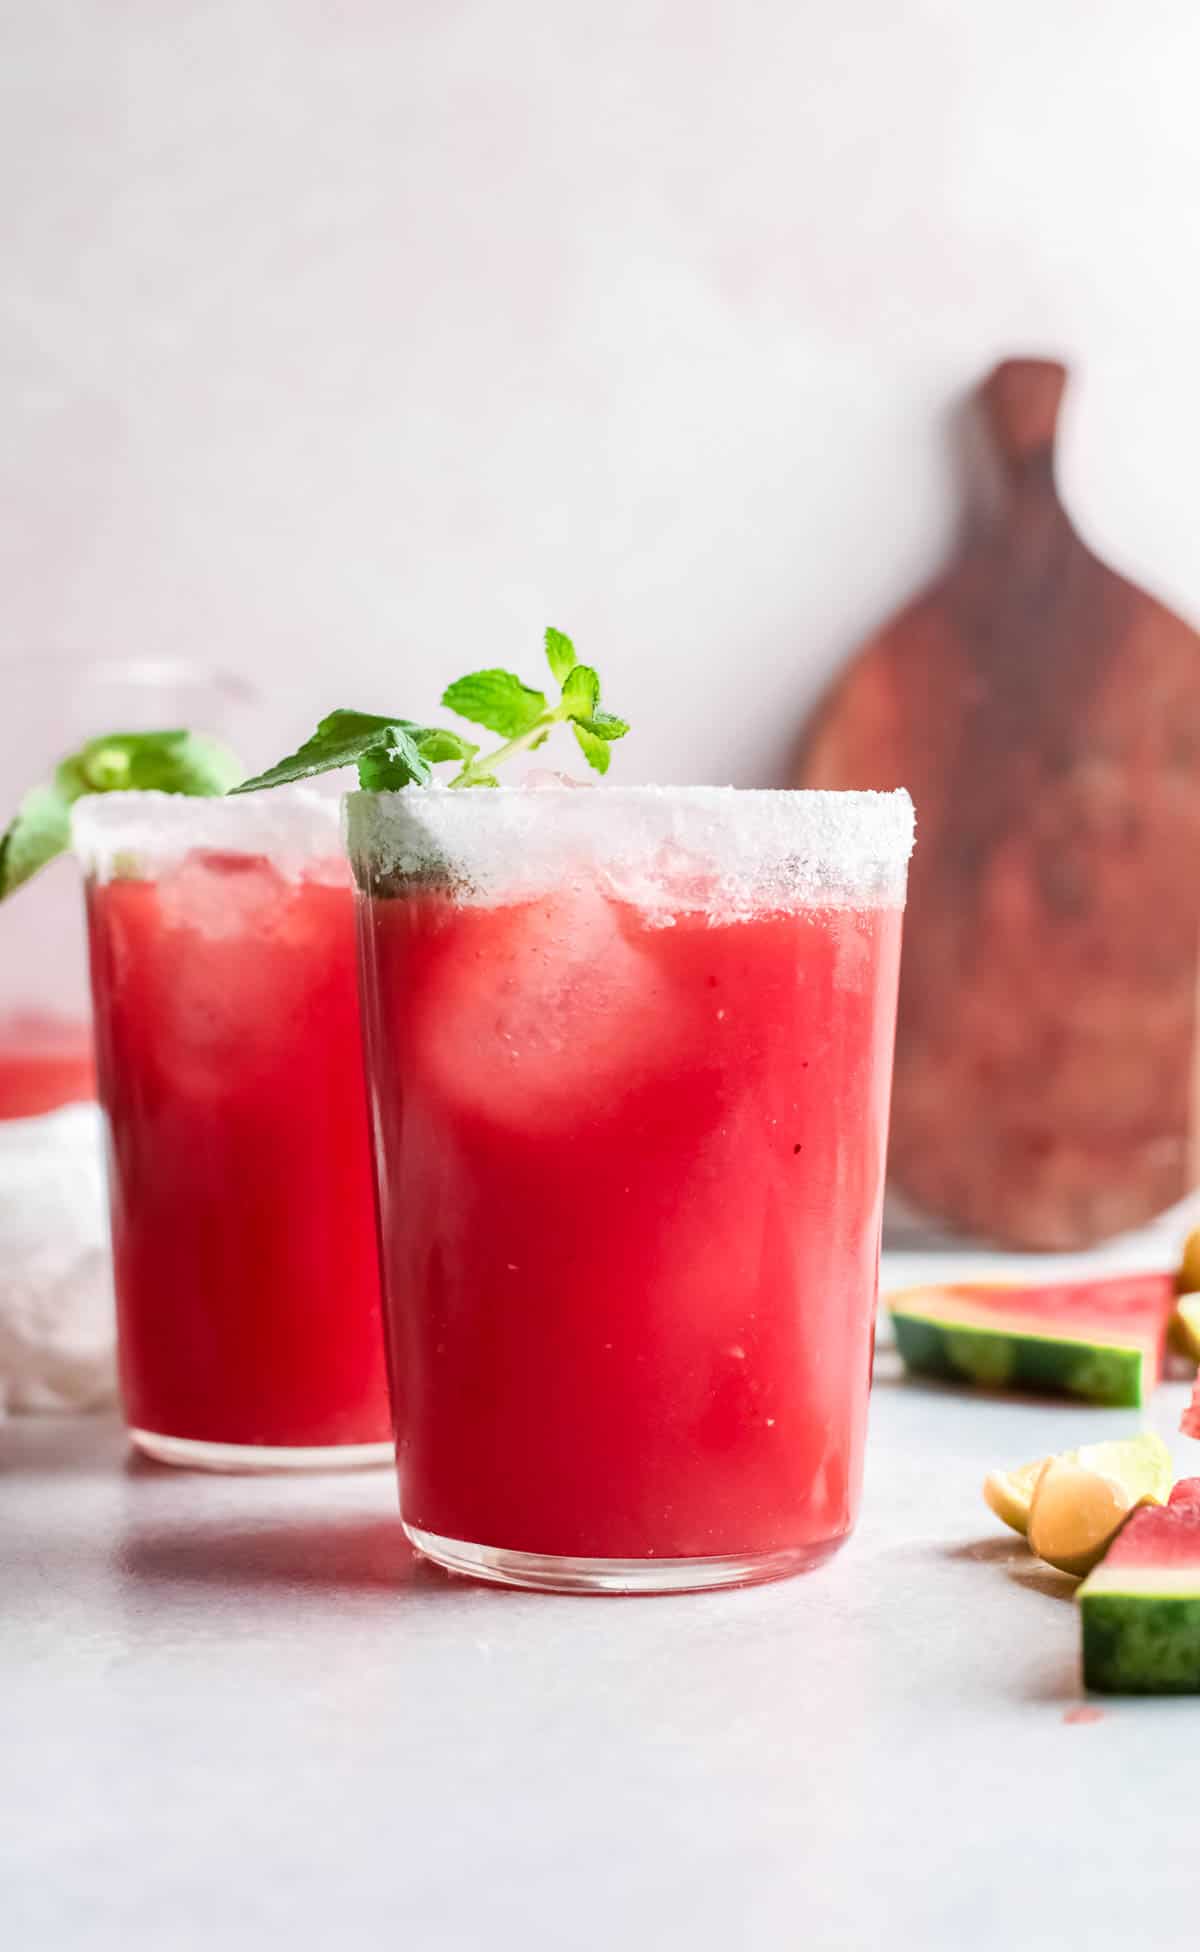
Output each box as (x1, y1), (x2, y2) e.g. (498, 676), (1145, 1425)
(1183, 1381), (1200, 1441)
(901, 1274), (1173, 1367)
(1102, 1480), (1200, 1569)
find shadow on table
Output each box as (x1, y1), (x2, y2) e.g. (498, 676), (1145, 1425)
(941, 1533), (1077, 1604)
(942, 1535), (1085, 1708)
(118, 1514), (451, 1598)
(0, 1410), (126, 1477)
(1008, 1561), (1078, 1605)
(942, 1534), (1023, 1567)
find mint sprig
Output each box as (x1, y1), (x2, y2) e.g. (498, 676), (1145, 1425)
(231, 626), (630, 796)
(0, 730), (244, 901)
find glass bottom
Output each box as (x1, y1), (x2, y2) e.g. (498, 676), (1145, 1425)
(404, 1524), (845, 1594)
(130, 1428), (394, 1474)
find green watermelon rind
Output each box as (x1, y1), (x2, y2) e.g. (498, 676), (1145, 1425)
(889, 1310), (1148, 1407)
(1080, 1590), (1200, 1693)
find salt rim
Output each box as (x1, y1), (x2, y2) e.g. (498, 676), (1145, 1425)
(345, 785), (914, 910)
(71, 786), (342, 875)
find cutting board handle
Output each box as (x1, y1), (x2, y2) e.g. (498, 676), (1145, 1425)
(978, 358), (1068, 470)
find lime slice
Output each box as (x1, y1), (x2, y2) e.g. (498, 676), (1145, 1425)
(1181, 1229), (1200, 1297)
(1172, 1293), (1200, 1364)
(983, 1457), (1045, 1535)
(1026, 1431), (1172, 1577)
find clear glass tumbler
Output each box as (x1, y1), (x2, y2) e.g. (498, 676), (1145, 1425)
(0, 656), (256, 1120)
(74, 787), (392, 1470)
(348, 784), (914, 1592)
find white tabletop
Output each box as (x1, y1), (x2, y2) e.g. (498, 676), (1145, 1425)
(5, 1246), (1200, 1951)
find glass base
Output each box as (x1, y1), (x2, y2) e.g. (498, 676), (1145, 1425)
(404, 1524), (844, 1594)
(130, 1428), (394, 1474)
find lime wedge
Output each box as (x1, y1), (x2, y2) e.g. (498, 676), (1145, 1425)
(983, 1457), (1046, 1535)
(1181, 1228), (1200, 1298)
(1026, 1431), (1172, 1577)
(1172, 1293), (1200, 1364)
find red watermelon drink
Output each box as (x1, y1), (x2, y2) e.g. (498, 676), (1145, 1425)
(73, 789), (391, 1470)
(349, 784), (913, 1591)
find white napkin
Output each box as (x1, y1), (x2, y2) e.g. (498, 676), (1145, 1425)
(0, 1102), (116, 1414)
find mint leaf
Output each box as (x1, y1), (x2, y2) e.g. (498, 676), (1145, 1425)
(573, 723), (612, 775)
(1, 729), (245, 902)
(0, 784), (73, 899)
(63, 730), (243, 798)
(577, 709), (629, 741)
(560, 664), (600, 720)
(442, 670), (547, 738)
(544, 627), (578, 686)
(356, 727), (433, 790)
(230, 710), (423, 794)
(415, 727), (478, 766)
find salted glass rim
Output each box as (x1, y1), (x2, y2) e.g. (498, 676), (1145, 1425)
(344, 783), (915, 910)
(70, 785), (341, 869)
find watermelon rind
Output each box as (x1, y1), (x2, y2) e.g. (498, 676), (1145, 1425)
(1080, 1588), (1200, 1693)
(890, 1311), (1147, 1408)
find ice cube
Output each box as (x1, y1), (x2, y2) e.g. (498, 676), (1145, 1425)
(520, 769), (593, 792)
(405, 886), (699, 1135)
(157, 849), (293, 942)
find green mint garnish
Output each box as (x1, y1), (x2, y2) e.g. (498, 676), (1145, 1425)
(0, 786), (75, 901)
(543, 628), (577, 686)
(232, 626), (630, 796)
(440, 670), (547, 739)
(0, 729), (244, 901)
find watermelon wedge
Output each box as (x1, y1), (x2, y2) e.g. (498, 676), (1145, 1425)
(888, 1274), (1174, 1408)
(1079, 1480), (1200, 1693)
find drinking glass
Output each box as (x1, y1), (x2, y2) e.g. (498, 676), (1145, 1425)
(74, 787), (391, 1469)
(348, 783), (914, 1591)
(0, 656), (255, 1119)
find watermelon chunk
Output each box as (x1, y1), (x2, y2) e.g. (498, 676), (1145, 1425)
(888, 1274), (1173, 1408)
(1182, 1365), (1200, 1440)
(1078, 1479), (1200, 1693)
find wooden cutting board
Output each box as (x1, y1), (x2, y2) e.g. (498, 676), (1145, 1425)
(795, 357), (1200, 1248)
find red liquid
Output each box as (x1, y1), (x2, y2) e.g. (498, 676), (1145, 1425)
(359, 885), (903, 1563)
(0, 1012), (95, 1119)
(86, 853), (390, 1450)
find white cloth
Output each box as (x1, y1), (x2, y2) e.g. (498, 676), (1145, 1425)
(0, 1102), (116, 1414)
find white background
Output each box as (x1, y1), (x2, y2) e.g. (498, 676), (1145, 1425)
(4, 1), (1200, 782)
